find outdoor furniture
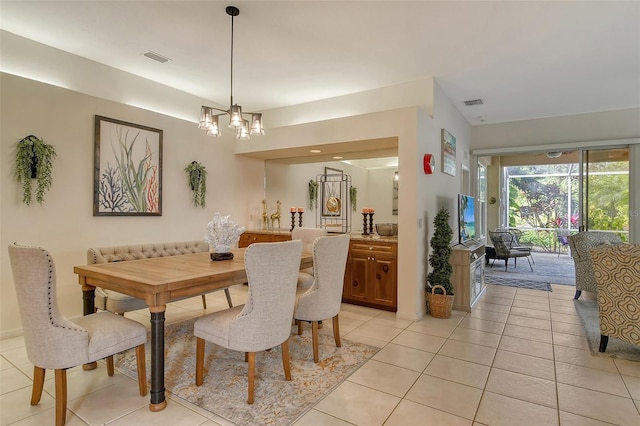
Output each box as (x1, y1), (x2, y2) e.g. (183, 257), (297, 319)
(567, 231), (623, 299)
(495, 228), (534, 262)
(488, 231), (534, 272)
(194, 240), (302, 404)
(590, 243), (640, 352)
(74, 247), (313, 410)
(294, 234), (350, 362)
(556, 229), (571, 256)
(9, 243), (148, 426)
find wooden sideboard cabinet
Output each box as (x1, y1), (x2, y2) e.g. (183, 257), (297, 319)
(343, 239), (397, 311)
(238, 231), (291, 248)
(450, 242), (486, 312)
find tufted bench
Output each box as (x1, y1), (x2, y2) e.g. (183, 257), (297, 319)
(88, 240), (233, 314)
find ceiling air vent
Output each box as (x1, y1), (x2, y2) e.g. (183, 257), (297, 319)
(463, 98), (483, 106)
(143, 51), (171, 63)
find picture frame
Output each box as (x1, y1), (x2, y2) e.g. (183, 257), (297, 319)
(322, 167), (343, 217)
(94, 115), (163, 216)
(441, 128), (456, 176)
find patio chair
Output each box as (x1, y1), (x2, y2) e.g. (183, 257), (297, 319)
(495, 228), (534, 263)
(489, 231), (534, 272)
(556, 229), (571, 256)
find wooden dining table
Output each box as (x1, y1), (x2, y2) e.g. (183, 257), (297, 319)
(74, 247), (312, 412)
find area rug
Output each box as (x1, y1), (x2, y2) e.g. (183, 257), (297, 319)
(115, 317), (380, 425)
(485, 274), (552, 292)
(573, 299), (640, 362)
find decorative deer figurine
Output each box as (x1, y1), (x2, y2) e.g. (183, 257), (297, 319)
(270, 200), (281, 229)
(261, 199), (269, 230)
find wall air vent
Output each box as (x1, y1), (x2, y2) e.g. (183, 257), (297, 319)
(143, 51), (172, 63)
(463, 98), (484, 106)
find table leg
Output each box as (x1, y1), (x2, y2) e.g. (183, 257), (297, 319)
(149, 305), (167, 412)
(82, 287), (97, 371)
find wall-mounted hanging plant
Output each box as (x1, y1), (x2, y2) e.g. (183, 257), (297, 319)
(185, 161), (207, 208)
(350, 185), (358, 211)
(308, 179), (319, 210)
(15, 135), (57, 205)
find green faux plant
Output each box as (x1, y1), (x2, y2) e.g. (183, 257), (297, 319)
(185, 161), (207, 208)
(350, 185), (358, 211)
(15, 135), (57, 205)
(308, 179), (319, 210)
(427, 207), (454, 295)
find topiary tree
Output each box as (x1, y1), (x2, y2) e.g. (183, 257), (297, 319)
(427, 207), (454, 295)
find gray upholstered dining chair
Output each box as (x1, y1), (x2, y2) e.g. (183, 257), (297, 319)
(294, 234), (350, 363)
(8, 243), (148, 426)
(291, 227), (328, 288)
(194, 240), (302, 404)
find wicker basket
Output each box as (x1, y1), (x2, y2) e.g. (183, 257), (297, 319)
(427, 285), (454, 319)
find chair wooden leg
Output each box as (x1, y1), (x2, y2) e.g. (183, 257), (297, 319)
(136, 344), (148, 396)
(332, 315), (341, 348)
(312, 321), (319, 363)
(224, 288), (233, 308)
(245, 352), (249, 362)
(201, 294), (207, 309)
(54, 369), (67, 426)
(195, 337), (205, 386)
(281, 338), (292, 381)
(106, 355), (114, 376)
(31, 366), (45, 405)
(298, 319), (303, 335)
(247, 352), (255, 404)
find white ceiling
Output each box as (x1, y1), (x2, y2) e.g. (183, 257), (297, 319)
(1, 1), (639, 127)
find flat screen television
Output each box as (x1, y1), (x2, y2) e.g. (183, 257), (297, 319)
(458, 194), (476, 244)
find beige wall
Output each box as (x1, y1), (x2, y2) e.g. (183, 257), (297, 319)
(0, 73), (265, 338)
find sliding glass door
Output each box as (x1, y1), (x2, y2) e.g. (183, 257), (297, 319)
(578, 148), (629, 240)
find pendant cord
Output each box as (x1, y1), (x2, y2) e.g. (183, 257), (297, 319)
(229, 12), (234, 107)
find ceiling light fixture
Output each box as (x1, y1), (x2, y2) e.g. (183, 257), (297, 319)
(198, 6), (264, 140)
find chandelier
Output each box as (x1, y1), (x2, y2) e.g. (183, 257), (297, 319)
(198, 6), (264, 140)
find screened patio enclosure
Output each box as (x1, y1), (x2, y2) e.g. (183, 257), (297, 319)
(500, 148), (630, 252)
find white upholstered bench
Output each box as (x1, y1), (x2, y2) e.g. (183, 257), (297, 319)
(88, 240), (233, 314)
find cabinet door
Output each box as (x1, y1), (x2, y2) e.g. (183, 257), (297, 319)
(371, 257), (397, 307)
(344, 254), (369, 303)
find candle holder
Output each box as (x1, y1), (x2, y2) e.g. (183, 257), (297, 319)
(362, 213), (369, 236)
(298, 211), (304, 227)
(368, 213), (375, 234)
(290, 211), (296, 232)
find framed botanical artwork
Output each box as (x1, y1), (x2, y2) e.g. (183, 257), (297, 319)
(94, 115), (163, 216)
(441, 128), (456, 176)
(322, 167), (343, 217)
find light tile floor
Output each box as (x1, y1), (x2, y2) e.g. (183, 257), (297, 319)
(2, 283), (640, 425)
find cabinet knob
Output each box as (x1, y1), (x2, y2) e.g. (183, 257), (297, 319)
(352, 281), (358, 287)
(369, 246), (373, 250)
